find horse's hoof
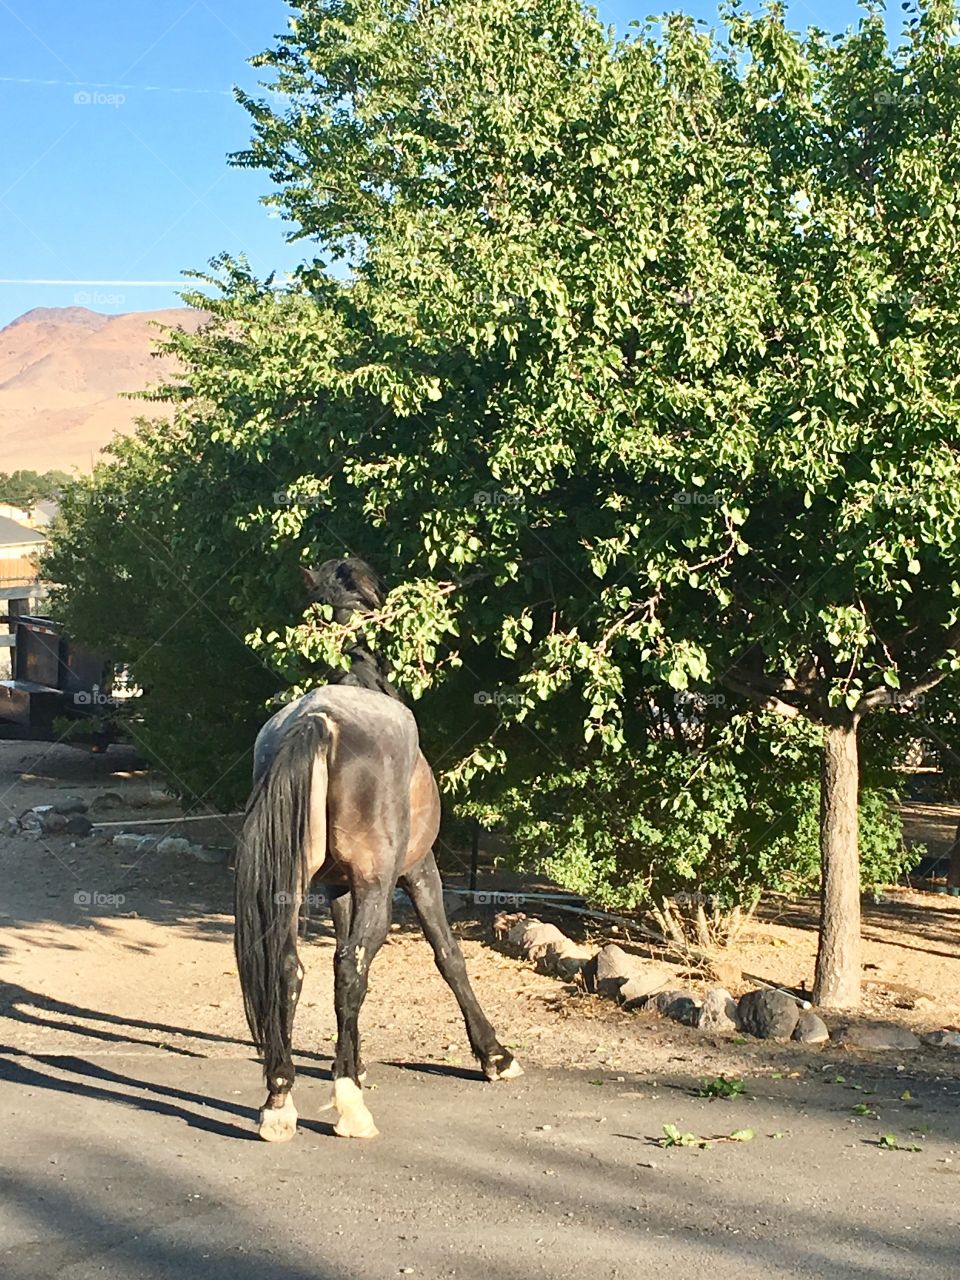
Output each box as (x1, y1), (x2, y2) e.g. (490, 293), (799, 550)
(333, 1076), (379, 1139)
(258, 1096), (298, 1142)
(496, 1057), (524, 1080)
(484, 1054), (524, 1081)
(334, 1113), (380, 1139)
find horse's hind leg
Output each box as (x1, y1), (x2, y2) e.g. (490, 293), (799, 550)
(329, 888), (367, 1083)
(331, 881), (392, 1138)
(258, 925), (304, 1142)
(400, 850), (523, 1082)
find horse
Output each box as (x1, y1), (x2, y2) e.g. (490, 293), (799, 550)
(234, 557), (522, 1142)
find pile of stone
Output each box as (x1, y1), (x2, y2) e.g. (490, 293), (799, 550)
(111, 832), (231, 866)
(6, 798), (230, 866)
(493, 911), (958, 1051)
(8, 797), (94, 838)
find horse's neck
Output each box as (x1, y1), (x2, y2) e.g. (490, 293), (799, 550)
(334, 649), (404, 703)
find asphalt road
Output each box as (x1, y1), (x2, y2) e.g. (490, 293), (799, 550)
(1, 1047), (958, 1280)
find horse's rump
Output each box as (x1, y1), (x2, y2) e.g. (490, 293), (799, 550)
(253, 685), (432, 882)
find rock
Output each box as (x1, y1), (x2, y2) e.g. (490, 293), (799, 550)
(89, 792), (125, 813)
(697, 987), (738, 1032)
(792, 1010), (830, 1044)
(506, 917), (531, 948)
(518, 921), (568, 962)
(737, 989), (800, 1041)
(618, 967), (674, 1010)
(921, 1030), (960, 1050)
(647, 988), (688, 1015)
(112, 833), (152, 853)
(18, 811), (42, 832)
(493, 911), (525, 942)
(64, 815), (94, 838)
(40, 811), (69, 834)
(52, 796), (88, 815)
(190, 844), (231, 866)
(833, 1022), (920, 1051)
(589, 944), (640, 998)
(643, 988), (702, 1024)
(660, 993), (702, 1026)
(156, 836), (194, 856)
(541, 938), (595, 980)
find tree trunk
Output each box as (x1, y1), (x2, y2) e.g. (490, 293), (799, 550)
(813, 719), (861, 1008)
(949, 816), (960, 890)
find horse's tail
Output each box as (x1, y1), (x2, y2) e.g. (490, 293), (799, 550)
(234, 714), (330, 1078)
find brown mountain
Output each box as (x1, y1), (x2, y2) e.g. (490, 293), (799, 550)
(0, 306), (207, 473)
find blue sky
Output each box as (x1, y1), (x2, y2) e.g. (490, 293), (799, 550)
(1, 0), (876, 327)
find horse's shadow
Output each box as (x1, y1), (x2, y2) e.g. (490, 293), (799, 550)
(0, 980), (329, 1060)
(0, 981), (338, 1140)
(0, 984), (488, 1139)
(0, 1047), (258, 1140)
(0, 1043), (344, 1140)
(387, 1059), (485, 1083)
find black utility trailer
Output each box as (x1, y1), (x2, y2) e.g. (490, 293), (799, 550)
(0, 614), (113, 745)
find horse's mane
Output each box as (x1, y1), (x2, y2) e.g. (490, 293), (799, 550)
(302, 557), (403, 702)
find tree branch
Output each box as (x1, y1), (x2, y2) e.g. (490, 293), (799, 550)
(720, 669), (805, 719)
(859, 621), (960, 712)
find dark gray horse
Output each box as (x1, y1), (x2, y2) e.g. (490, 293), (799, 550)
(234, 559), (521, 1141)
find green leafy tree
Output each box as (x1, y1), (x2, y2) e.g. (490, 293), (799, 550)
(46, 419), (280, 808)
(0, 469), (71, 507)
(47, 0), (960, 1008)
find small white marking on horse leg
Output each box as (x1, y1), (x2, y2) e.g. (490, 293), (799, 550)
(485, 1056), (524, 1081)
(333, 1076), (379, 1139)
(258, 1094), (298, 1142)
(496, 1057), (524, 1080)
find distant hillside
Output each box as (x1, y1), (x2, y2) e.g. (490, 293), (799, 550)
(0, 306), (207, 473)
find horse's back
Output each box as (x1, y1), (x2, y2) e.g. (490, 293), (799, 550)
(254, 685), (420, 783)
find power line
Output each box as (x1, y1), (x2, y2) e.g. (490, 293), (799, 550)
(0, 278), (213, 287)
(0, 74), (236, 96)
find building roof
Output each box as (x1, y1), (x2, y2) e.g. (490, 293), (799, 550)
(0, 515), (47, 547)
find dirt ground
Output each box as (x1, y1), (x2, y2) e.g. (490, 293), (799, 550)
(1, 738), (958, 1083)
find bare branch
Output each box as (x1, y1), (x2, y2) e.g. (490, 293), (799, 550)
(720, 670), (804, 719)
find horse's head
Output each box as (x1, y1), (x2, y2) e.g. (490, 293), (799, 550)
(300, 557), (388, 622)
(299, 557), (402, 701)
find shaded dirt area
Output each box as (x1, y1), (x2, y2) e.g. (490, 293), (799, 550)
(1, 739), (958, 1085)
(3, 741), (960, 1280)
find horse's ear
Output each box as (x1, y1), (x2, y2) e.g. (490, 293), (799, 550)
(300, 565), (321, 594)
